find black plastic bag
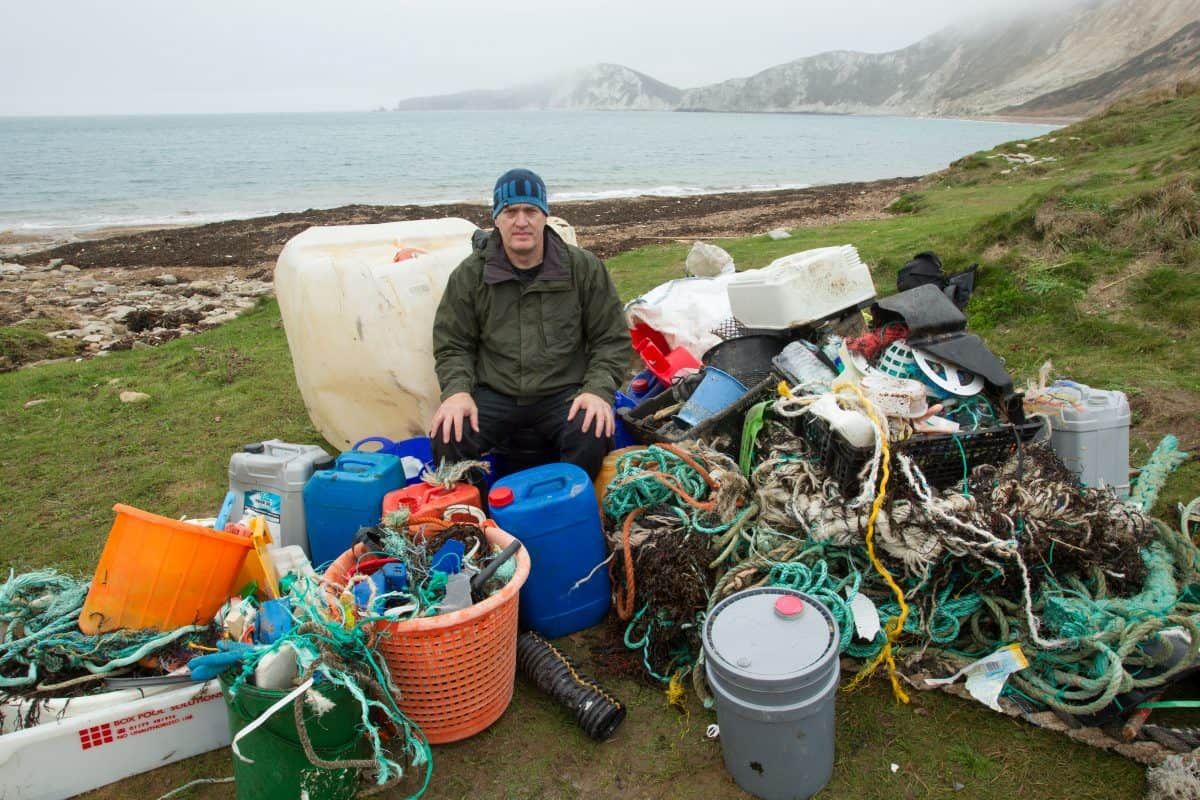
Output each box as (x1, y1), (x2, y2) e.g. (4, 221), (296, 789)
(897, 251), (977, 311)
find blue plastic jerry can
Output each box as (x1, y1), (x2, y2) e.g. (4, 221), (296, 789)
(625, 369), (665, 405)
(487, 463), (611, 638)
(303, 451), (404, 566)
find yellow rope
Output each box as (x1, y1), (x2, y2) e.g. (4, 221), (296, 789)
(666, 670), (687, 711)
(841, 382), (911, 703)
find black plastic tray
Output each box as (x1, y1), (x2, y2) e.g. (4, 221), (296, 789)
(797, 412), (1045, 494)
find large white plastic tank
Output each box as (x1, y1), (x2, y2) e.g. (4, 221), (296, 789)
(274, 218), (480, 450)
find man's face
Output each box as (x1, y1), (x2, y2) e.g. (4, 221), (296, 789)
(495, 204), (547, 258)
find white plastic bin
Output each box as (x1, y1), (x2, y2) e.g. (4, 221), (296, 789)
(727, 245), (876, 330)
(0, 680), (229, 800)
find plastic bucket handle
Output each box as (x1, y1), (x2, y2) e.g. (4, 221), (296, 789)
(337, 457), (381, 472)
(264, 442), (308, 457)
(352, 436), (397, 454)
(527, 476), (569, 498)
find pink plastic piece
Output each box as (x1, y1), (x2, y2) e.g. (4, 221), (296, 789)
(774, 595), (805, 619)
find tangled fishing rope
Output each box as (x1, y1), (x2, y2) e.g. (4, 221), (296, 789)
(599, 369), (1200, 722)
(0, 570), (207, 694)
(224, 568), (433, 797)
(601, 442), (758, 681)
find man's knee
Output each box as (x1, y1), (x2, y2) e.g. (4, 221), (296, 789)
(560, 413), (610, 478)
(430, 428), (484, 467)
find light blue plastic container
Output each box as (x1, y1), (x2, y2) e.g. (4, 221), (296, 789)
(488, 463), (611, 638)
(351, 436), (433, 485)
(303, 451), (404, 566)
(675, 367), (747, 427)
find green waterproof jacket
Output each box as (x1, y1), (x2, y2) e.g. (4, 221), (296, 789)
(432, 227), (631, 404)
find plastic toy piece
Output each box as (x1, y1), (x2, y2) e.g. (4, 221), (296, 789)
(635, 338), (701, 385)
(430, 539), (465, 575)
(231, 516), (281, 600)
(214, 490), (237, 532)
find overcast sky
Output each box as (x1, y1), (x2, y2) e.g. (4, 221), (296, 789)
(2, 0), (1055, 115)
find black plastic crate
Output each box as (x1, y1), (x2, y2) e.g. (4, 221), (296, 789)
(797, 412), (1045, 494)
(796, 414), (872, 496)
(701, 334), (789, 389)
(618, 372), (780, 458)
(901, 420), (1044, 488)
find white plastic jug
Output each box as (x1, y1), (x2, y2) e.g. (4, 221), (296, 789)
(274, 218), (480, 450)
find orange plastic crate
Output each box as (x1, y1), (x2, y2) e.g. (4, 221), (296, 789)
(79, 504), (252, 635)
(324, 526), (529, 743)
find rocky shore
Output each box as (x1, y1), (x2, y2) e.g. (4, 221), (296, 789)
(0, 177), (915, 367)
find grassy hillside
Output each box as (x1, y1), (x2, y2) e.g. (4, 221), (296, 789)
(4, 87), (1199, 799)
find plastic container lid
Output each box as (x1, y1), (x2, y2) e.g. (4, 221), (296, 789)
(631, 377), (649, 393)
(705, 588), (836, 691)
(488, 487), (514, 508)
(243, 442), (266, 454)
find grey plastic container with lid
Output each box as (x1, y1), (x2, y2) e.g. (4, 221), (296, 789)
(228, 440), (331, 555)
(703, 588), (839, 800)
(1047, 382), (1131, 497)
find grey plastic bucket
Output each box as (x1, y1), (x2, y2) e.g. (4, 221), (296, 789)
(704, 588), (839, 800)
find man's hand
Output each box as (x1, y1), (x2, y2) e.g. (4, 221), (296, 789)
(430, 392), (479, 444)
(567, 392), (614, 439)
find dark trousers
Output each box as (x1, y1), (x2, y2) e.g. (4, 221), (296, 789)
(432, 386), (610, 483)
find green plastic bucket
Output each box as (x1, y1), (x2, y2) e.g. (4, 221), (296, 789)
(220, 671), (367, 800)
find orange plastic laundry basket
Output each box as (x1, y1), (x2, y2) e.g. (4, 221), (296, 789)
(324, 526), (530, 743)
(79, 504), (252, 635)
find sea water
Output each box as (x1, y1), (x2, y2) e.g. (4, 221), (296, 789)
(0, 110), (1056, 232)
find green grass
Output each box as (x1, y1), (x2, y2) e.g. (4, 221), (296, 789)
(1, 300), (323, 573)
(8, 88), (1200, 798)
(0, 325), (79, 371)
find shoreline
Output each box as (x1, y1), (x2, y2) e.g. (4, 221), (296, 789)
(3, 177), (918, 267)
(0, 176), (917, 366)
(0, 175), (931, 259)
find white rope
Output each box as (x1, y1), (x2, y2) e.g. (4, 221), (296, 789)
(155, 777), (235, 800)
(570, 553), (615, 593)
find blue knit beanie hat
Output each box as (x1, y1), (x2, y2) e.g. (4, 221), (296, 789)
(492, 168), (549, 218)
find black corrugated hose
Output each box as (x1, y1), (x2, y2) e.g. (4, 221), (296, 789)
(516, 631), (626, 741)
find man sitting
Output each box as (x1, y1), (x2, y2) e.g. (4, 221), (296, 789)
(429, 168), (631, 481)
